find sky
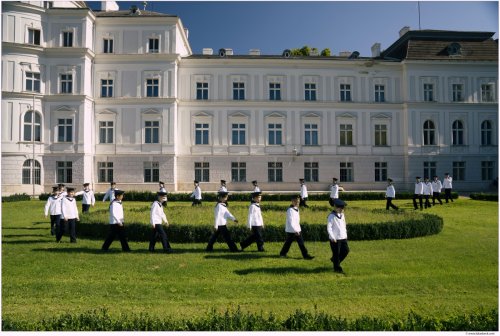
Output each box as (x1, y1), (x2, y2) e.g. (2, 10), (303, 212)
(88, 1), (498, 57)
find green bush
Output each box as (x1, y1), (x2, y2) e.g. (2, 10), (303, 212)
(3, 307), (497, 331)
(469, 193), (498, 202)
(2, 193), (31, 202)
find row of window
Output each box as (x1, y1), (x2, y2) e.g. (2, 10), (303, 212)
(21, 159), (496, 185)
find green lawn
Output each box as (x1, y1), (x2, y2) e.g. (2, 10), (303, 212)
(2, 198), (498, 324)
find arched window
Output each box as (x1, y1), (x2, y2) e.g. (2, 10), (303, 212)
(22, 159), (41, 185)
(23, 111), (41, 142)
(423, 120), (435, 145)
(481, 120), (493, 146)
(452, 120), (464, 145)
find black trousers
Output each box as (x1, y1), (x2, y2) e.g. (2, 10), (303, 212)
(432, 192), (442, 205)
(413, 194), (423, 209)
(330, 239), (349, 271)
(192, 199), (202, 206)
(386, 197), (398, 210)
(444, 188), (453, 203)
(149, 224), (171, 252)
(49, 214), (61, 235)
(423, 195), (432, 208)
(299, 197), (308, 208)
(56, 218), (77, 242)
(207, 225), (238, 252)
(102, 225), (130, 251)
(82, 204), (91, 213)
(240, 226), (264, 251)
(280, 232), (310, 258)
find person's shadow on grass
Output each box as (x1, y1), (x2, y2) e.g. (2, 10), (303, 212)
(234, 266), (331, 275)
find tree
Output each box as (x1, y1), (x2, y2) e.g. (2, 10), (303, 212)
(321, 48), (331, 56)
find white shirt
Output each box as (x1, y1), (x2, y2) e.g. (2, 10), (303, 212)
(109, 200), (124, 225)
(150, 200), (167, 227)
(423, 182), (433, 195)
(75, 189), (95, 205)
(191, 186), (202, 200)
(330, 184), (339, 199)
(103, 188), (115, 202)
(285, 206), (301, 233)
(327, 211), (347, 241)
(443, 177), (453, 189)
(219, 186), (228, 192)
(44, 195), (62, 216)
(253, 186), (261, 193)
(214, 202), (235, 228)
(247, 202), (264, 228)
(386, 185), (396, 198)
(300, 184), (308, 198)
(61, 196), (79, 220)
(414, 182), (423, 194)
(432, 180), (442, 193)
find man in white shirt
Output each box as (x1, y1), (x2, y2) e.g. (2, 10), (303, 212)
(190, 180), (202, 206)
(443, 173), (454, 203)
(385, 178), (399, 210)
(413, 177), (424, 210)
(252, 180), (261, 193)
(423, 177), (433, 209)
(327, 199), (349, 274)
(299, 178), (309, 208)
(44, 186), (61, 235)
(431, 175), (443, 205)
(149, 191), (172, 253)
(279, 195), (314, 259)
(329, 178), (339, 207)
(102, 190), (130, 252)
(240, 192), (265, 252)
(219, 180), (228, 192)
(58, 187), (79, 243)
(75, 183), (95, 214)
(206, 191), (239, 252)
(102, 181), (116, 202)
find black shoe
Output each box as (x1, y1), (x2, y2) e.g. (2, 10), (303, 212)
(164, 248), (172, 253)
(334, 267), (344, 274)
(280, 254), (287, 258)
(304, 255), (315, 260)
(258, 248), (265, 252)
(206, 248), (213, 252)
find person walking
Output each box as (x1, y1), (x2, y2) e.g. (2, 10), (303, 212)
(299, 179), (309, 208)
(103, 181), (117, 202)
(240, 192), (265, 252)
(252, 180), (261, 193)
(102, 190), (130, 252)
(385, 178), (399, 210)
(329, 178), (339, 207)
(423, 177), (433, 209)
(149, 191), (172, 253)
(44, 186), (62, 235)
(431, 176), (443, 205)
(206, 192), (239, 252)
(443, 173), (454, 203)
(327, 199), (349, 274)
(58, 187), (79, 243)
(413, 177), (424, 210)
(279, 195), (314, 259)
(75, 183), (95, 214)
(190, 180), (202, 206)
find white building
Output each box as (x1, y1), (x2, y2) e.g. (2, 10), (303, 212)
(2, 1), (498, 195)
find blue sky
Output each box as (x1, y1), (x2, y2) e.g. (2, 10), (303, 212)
(89, 1), (498, 56)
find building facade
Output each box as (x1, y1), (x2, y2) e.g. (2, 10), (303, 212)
(2, 1), (498, 195)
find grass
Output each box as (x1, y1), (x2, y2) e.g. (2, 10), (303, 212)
(1, 198), (498, 326)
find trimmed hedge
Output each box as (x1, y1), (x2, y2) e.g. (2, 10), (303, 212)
(469, 193), (498, 202)
(2, 193), (31, 202)
(2, 307), (497, 331)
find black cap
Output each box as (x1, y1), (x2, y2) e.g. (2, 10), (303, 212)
(333, 199), (347, 208)
(416, 176), (421, 179)
(445, 172), (449, 175)
(299, 178), (305, 182)
(387, 178), (393, 182)
(157, 191), (167, 197)
(52, 186), (59, 192)
(221, 180), (226, 184)
(332, 178), (338, 182)
(251, 191), (262, 198)
(218, 191), (229, 197)
(58, 184), (65, 187)
(83, 183), (89, 187)
(194, 180), (199, 184)
(433, 175), (438, 178)
(66, 187), (75, 193)
(114, 190), (125, 196)
(159, 181), (164, 184)
(252, 180), (258, 184)
(110, 181), (116, 185)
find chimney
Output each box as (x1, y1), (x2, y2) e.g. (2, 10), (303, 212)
(371, 43), (381, 57)
(249, 49), (261, 56)
(224, 48), (234, 56)
(202, 48), (213, 55)
(101, 1), (119, 11)
(399, 26), (410, 37)
(339, 51), (351, 57)
(184, 28), (189, 39)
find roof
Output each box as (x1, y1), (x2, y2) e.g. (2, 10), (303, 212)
(405, 39), (498, 61)
(94, 10), (177, 17)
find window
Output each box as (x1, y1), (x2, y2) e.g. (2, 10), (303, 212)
(60, 74), (73, 94)
(57, 118), (73, 142)
(423, 120), (435, 145)
(28, 28), (41, 45)
(452, 84), (463, 102)
(481, 161), (494, 181)
(423, 84), (434, 102)
(98, 162), (113, 183)
(144, 162), (160, 182)
(374, 124), (387, 146)
(146, 78), (159, 97)
(269, 83), (281, 101)
(481, 120), (493, 146)
(103, 38), (113, 53)
(304, 124), (318, 145)
(231, 162), (246, 182)
(23, 111), (41, 142)
(99, 121), (114, 144)
(196, 82), (208, 100)
(304, 162), (319, 182)
(101, 79), (113, 98)
(481, 84), (494, 102)
(452, 120), (464, 145)
(231, 123), (246, 145)
(374, 85), (385, 102)
(62, 31), (73, 47)
(453, 161), (465, 181)
(268, 123), (282, 145)
(340, 162), (353, 182)
(22, 159), (41, 185)
(268, 162), (283, 182)
(195, 123), (210, 145)
(195, 162), (210, 182)
(374, 162), (387, 182)
(56, 161), (72, 184)
(144, 121), (159, 143)
(423, 162), (436, 179)
(340, 84), (351, 102)
(339, 124), (353, 146)
(305, 83), (316, 101)
(148, 38), (159, 53)
(233, 82), (245, 100)
(26, 72), (40, 92)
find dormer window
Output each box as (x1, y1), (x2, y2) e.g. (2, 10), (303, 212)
(447, 42), (462, 56)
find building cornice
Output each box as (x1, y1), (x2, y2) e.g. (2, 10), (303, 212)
(3, 2), (47, 14)
(94, 97), (177, 105)
(3, 43), (95, 58)
(94, 53), (181, 63)
(95, 16), (180, 25)
(401, 59), (498, 66)
(178, 100), (406, 110)
(44, 47), (95, 58)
